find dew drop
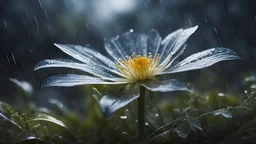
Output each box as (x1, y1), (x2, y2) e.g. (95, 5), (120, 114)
(218, 93), (225, 97)
(120, 115), (127, 119)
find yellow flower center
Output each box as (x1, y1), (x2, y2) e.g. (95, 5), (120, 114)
(132, 57), (150, 70)
(115, 52), (160, 81)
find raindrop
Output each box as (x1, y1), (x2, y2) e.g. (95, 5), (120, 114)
(244, 90), (250, 98)
(11, 53), (16, 64)
(85, 22), (90, 30)
(159, 0), (162, 5)
(34, 14), (39, 27)
(188, 17), (192, 26)
(218, 93), (225, 97)
(213, 27), (218, 35)
(3, 19), (7, 27)
(44, 9), (49, 19)
(204, 17), (208, 23)
(120, 115), (127, 119)
(38, 0), (43, 8)
(6, 54), (10, 63)
(155, 113), (159, 117)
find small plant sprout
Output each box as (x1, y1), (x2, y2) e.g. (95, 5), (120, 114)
(34, 25), (240, 141)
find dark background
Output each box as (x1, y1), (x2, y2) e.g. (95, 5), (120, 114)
(0, 0), (256, 97)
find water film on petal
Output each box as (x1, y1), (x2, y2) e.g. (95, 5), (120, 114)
(159, 26), (198, 63)
(34, 59), (123, 81)
(42, 74), (128, 87)
(147, 29), (162, 61)
(104, 30), (148, 62)
(54, 43), (117, 69)
(161, 48), (241, 74)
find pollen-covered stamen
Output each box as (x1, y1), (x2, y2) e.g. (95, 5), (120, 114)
(115, 52), (160, 81)
(148, 54), (160, 74)
(154, 53), (173, 73)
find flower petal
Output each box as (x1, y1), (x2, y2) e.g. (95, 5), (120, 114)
(42, 74), (128, 87)
(134, 33), (148, 56)
(164, 45), (187, 70)
(161, 48), (241, 74)
(34, 59), (126, 81)
(98, 84), (139, 117)
(54, 43), (117, 70)
(159, 26), (198, 63)
(141, 79), (189, 92)
(147, 29), (162, 61)
(104, 30), (148, 63)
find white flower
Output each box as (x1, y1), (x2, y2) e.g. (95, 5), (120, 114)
(34, 25), (240, 117)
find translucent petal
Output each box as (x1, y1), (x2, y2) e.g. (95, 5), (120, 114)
(42, 74), (128, 87)
(147, 29), (162, 61)
(159, 26), (198, 63)
(161, 48), (241, 74)
(98, 84), (139, 117)
(134, 33), (148, 56)
(156, 45), (187, 72)
(141, 79), (189, 92)
(104, 37), (127, 63)
(54, 43), (117, 69)
(158, 28), (184, 62)
(34, 59), (125, 81)
(104, 30), (148, 62)
(164, 45), (187, 70)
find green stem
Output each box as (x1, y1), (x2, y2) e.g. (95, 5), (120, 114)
(138, 85), (146, 141)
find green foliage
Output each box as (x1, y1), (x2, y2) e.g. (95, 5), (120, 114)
(3, 77), (256, 144)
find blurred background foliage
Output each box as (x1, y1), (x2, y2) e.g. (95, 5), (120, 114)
(1, 0), (256, 143)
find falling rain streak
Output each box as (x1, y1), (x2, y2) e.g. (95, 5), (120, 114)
(34, 14), (39, 27)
